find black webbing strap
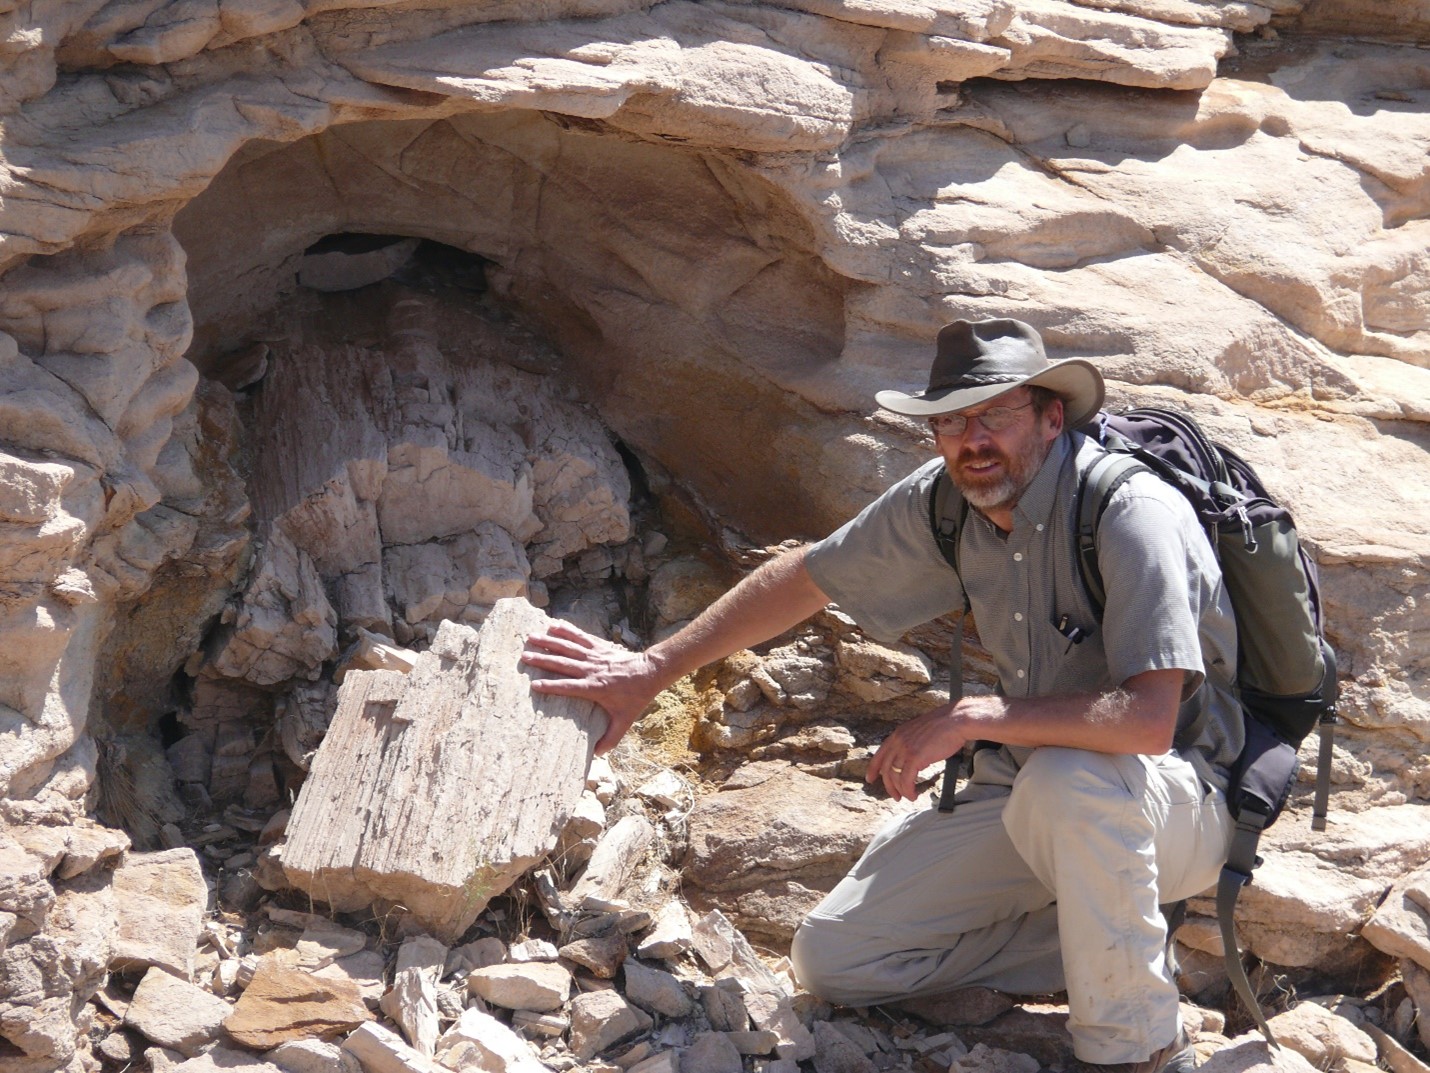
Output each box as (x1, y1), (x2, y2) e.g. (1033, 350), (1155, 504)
(1312, 710), (1336, 832)
(928, 466), (972, 814)
(938, 634), (965, 813)
(1218, 807), (1280, 1048)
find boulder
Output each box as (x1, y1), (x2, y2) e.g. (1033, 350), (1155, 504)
(682, 762), (913, 937)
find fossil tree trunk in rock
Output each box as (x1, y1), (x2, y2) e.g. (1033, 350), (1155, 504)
(281, 598), (603, 942)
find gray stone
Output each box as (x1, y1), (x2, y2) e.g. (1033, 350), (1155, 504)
(268, 1039), (359, 1073)
(681, 1032), (742, 1073)
(812, 1020), (877, 1073)
(637, 901), (693, 961)
(700, 984), (749, 1033)
(110, 849), (208, 978)
(170, 1045), (281, 1073)
(569, 989), (653, 1061)
(466, 962), (572, 1012)
(434, 1006), (550, 1073)
(124, 968), (232, 1057)
(622, 959), (693, 1018)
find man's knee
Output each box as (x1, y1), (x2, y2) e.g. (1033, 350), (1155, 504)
(1007, 747), (1137, 813)
(790, 918), (867, 1005)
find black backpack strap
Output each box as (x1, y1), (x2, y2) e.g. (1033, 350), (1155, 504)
(1219, 719), (1299, 1048)
(927, 466), (972, 813)
(928, 464), (970, 584)
(1311, 640), (1339, 832)
(1218, 806), (1281, 1049)
(937, 631), (966, 814)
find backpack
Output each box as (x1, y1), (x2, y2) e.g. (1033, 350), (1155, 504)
(926, 406), (1339, 1047)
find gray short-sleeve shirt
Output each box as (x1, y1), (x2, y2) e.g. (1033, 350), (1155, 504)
(805, 432), (1243, 789)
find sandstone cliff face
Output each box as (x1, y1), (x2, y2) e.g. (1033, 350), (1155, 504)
(1, 0), (1425, 816)
(0, 0), (1428, 1069)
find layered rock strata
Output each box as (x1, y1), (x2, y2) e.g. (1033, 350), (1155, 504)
(1, 2), (1429, 1070)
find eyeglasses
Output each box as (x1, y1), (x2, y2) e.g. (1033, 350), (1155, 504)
(929, 401), (1034, 437)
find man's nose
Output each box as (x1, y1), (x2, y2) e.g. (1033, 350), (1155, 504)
(961, 416), (995, 446)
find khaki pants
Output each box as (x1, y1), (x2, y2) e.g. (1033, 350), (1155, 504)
(790, 746), (1232, 1064)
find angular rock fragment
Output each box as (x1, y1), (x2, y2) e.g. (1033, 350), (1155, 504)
(295, 921), (368, 971)
(467, 961), (572, 1012)
(637, 901), (693, 960)
(569, 989), (653, 1061)
(379, 935), (446, 1055)
(1362, 865), (1430, 970)
(623, 958), (694, 1018)
(124, 968), (232, 1057)
(570, 815), (655, 907)
(701, 983), (750, 1032)
(683, 1031), (743, 1073)
(343, 1022), (441, 1073)
(434, 1006), (550, 1073)
(559, 930), (629, 979)
(168, 1045), (284, 1073)
(268, 1038), (362, 1073)
(745, 990), (818, 1062)
(223, 952), (372, 1048)
(281, 600), (603, 940)
(950, 1043), (1041, 1073)
(1266, 1003), (1378, 1069)
(812, 1020), (877, 1073)
(629, 1051), (681, 1073)
(110, 848), (208, 978)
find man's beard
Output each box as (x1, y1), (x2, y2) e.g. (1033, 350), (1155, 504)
(951, 435), (1051, 512)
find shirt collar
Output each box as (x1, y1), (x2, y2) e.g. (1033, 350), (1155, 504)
(1011, 432), (1071, 532)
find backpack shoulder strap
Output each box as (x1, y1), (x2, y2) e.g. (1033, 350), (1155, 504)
(1074, 449), (1147, 616)
(927, 463), (972, 613)
(927, 463), (973, 814)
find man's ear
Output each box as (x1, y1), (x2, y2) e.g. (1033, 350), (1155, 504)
(1043, 395), (1066, 439)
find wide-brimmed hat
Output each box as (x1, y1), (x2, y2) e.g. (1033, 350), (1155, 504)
(875, 318), (1104, 427)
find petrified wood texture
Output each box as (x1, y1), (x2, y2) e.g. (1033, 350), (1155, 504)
(282, 599), (602, 940)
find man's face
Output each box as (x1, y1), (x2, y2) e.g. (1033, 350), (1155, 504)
(932, 388), (1064, 513)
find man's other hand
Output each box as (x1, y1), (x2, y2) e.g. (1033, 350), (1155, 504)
(521, 621), (665, 754)
(866, 705), (968, 802)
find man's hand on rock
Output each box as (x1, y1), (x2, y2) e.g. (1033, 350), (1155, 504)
(521, 621), (666, 754)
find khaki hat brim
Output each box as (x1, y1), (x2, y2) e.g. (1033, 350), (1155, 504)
(876, 358), (1105, 428)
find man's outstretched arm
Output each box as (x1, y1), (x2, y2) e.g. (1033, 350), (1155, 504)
(521, 546), (831, 753)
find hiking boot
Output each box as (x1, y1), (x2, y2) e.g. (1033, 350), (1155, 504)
(1066, 1027), (1197, 1073)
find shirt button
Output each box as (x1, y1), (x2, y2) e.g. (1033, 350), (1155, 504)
(1014, 612), (1023, 621)
(1036, 524), (1045, 532)
(1013, 552), (1023, 562)
(1016, 669), (1026, 679)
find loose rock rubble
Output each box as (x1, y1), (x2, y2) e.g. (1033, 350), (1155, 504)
(47, 677), (1428, 1073)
